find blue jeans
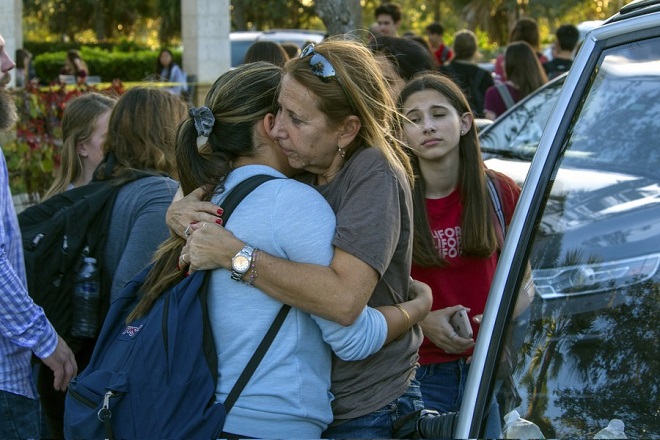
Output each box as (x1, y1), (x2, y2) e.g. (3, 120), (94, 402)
(417, 360), (502, 438)
(0, 390), (41, 440)
(322, 379), (424, 439)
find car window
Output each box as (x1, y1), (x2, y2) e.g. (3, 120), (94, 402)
(480, 78), (564, 162)
(495, 35), (660, 439)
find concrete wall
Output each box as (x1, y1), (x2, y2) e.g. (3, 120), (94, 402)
(182, 0), (231, 105)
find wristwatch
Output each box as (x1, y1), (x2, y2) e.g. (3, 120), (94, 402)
(230, 245), (255, 281)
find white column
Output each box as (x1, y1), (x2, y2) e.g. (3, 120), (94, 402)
(182, 0), (231, 105)
(0, 0), (22, 88)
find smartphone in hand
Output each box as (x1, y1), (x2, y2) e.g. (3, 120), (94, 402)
(450, 309), (473, 339)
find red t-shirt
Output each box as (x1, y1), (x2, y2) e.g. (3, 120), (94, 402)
(434, 43), (454, 67)
(412, 171), (520, 365)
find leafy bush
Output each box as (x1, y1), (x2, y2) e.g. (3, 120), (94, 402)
(24, 40), (150, 58)
(32, 47), (183, 84)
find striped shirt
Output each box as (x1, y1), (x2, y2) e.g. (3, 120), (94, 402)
(0, 147), (57, 398)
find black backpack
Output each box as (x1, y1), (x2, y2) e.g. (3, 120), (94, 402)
(64, 174), (287, 440)
(17, 160), (154, 342)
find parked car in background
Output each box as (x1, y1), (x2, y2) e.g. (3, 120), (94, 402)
(479, 72), (566, 184)
(230, 29), (325, 67)
(452, 1), (660, 438)
(576, 19), (606, 41)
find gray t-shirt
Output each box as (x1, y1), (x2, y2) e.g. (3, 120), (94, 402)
(305, 146), (422, 421)
(104, 176), (178, 301)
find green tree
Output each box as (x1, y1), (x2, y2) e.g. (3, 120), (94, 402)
(23, 0), (157, 41)
(22, 0), (628, 51)
(231, 0), (317, 31)
(316, 0), (361, 36)
(157, 0), (182, 44)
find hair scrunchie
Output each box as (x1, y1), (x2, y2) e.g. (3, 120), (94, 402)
(189, 106), (215, 137)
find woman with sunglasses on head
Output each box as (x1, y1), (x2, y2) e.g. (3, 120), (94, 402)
(134, 61), (428, 439)
(168, 40), (429, 438)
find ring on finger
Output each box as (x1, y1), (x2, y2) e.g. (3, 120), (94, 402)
(181, 253), (188, 264)
(184, 224), (192, 237)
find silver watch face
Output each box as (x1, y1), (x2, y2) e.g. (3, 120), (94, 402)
(233, 255), (250, 273)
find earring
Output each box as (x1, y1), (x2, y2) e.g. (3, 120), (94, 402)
(338, 147), (346, 159)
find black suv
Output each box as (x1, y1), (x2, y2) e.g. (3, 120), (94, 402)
(453, 1), (660, 438)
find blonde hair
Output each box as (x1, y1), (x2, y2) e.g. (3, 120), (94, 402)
(286, 38), (414, 187)
(43, 93), (116, 200)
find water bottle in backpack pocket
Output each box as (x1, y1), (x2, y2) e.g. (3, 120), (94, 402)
(71, 257), (101, 338)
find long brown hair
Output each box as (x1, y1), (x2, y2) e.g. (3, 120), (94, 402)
(505, 41), (548, 100)
(127, 62), (283, 321)
(94, 87), (187, 184)
(509, 17), (541, 51)
(397, 73), (499, 267)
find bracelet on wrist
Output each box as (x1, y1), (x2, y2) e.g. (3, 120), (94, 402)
(393, 304), (411, 330)
(246, 248), (259, 287)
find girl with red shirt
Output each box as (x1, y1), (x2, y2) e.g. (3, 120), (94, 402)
(397, 72), (521, 437)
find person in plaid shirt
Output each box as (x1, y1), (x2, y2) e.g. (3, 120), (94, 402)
(0, 31), (77, 440)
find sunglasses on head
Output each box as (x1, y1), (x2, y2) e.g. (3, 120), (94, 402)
(299, 44), (357, 113)
(300, 43), (337, 82)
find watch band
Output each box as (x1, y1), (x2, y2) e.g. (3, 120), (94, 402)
(231, 244), (255, 281)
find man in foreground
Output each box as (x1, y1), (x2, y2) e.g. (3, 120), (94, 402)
(0, 31), (77, 440)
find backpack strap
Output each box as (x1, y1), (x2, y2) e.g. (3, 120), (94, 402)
(218, 174), (278, 218)
(495, 83), (516, 110)
(486, 171), (506, 246)
(440, 44), (451, 63)
(223, 304), (291, 413)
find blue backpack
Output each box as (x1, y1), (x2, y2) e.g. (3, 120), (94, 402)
(63, 174), (286, 440)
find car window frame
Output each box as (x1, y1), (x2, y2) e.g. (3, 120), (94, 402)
(455, 11), (660, 439)
(479, 73), (566, 163)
